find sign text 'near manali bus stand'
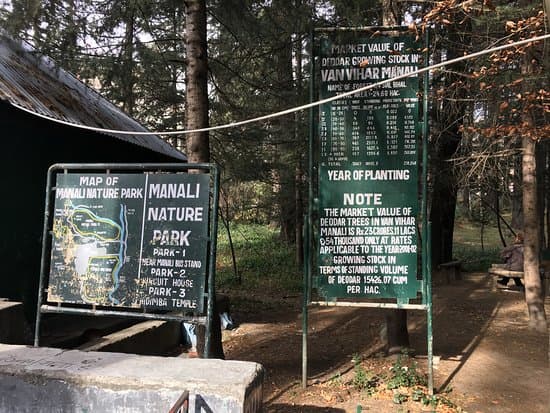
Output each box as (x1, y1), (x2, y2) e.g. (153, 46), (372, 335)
(316, 30), (422, 304)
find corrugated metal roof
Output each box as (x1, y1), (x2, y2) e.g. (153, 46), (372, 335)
(0, 32), (186, 160)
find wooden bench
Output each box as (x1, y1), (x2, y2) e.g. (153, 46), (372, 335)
(488, 264), (524, 291)
(489, 264), (550, 295)
(437, 260), (462, 283)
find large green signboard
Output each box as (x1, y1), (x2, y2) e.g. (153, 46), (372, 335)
(316, 31), (422, 303)
(47, 172), (210, 313)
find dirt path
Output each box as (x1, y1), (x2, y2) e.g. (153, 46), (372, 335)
(222, 273), (549, 412)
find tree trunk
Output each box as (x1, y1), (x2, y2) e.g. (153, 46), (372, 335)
(185, 0), (209, 164)
(295, 164), (304, 266)
(382, 0), (400, 26)
(121, 5), (135, 116)
(520, 47), (547, 331)
(511, 188), (524, 230)
(522, 137), (547, 332)
(536, 144), (546, 250)
(430, 138), (460, 266)
(495, 190), (506, 247)
(430, 15), (472, 267)
(184, 0), (225, 358)
(385, 310), (410, 355)
(294, 27), (304, 266)
(546, 147), (550, 250)
(380, 0), (409, 353)
(462, 186), (471, 219)
(275, 30), (296, 243)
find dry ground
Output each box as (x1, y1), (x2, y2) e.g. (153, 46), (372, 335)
(221, 273), (549, 413)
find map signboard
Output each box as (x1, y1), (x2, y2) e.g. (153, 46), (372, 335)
(47, 172), (210, 313)
(315, 31), (422, 303)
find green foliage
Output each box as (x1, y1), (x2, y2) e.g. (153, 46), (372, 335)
(453, 214), (509, 271)
(382, 354), (459, 409)
(216, 224), (302, 293)
(346, 352), (464, 410)
(3, 0), (187, 133)
(386, 354), (426, 390)
(220, 181), (273, 224)
(453, 245), (500, 272)
(328, 373), (343, 387)
(351, 354), (379, 395)
(421, 393), (457, 409)
(392, 392), (408, 404)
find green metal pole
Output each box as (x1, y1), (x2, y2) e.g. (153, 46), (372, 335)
(302, 217), (309, 388)
(421, 30), (430, 302)
(205, 165), (220, 359)
(427, 222), (434, 395)
(421, 30), (434, 395)
(34, 166), (55, 347)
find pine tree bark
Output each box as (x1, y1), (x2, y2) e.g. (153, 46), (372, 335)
(273, 1), (297, 244)
(522, 136), (547, 332)
(185, 0), (209, 164)
(121, 5), (135, 116)
(546, 148), (550, 250)
(536, 144), (546, 249)
(184, 0), (225, 358)
(380, 0), (409, 353)
(385, 310), (410, 355)
(520, 48), (547, 332)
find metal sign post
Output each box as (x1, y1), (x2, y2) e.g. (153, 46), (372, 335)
(304, 27), (433, 394)
(35, 163), (219, 358)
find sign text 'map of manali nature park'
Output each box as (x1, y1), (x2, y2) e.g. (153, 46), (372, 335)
(48, 173), (210, 312)
(316, 31), (422, 302)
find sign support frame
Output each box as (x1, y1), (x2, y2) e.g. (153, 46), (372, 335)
(303, 27), (433, 395)
(34, 162), (219, 359)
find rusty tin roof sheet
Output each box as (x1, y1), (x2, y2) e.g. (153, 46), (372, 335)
(0, 32), (185, 160)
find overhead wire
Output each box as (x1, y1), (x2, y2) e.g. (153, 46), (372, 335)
(8, 33), (550, 136)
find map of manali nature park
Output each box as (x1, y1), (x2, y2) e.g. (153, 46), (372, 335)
(49, 200), (131, 306)
(46, 172), (210, 312)
(50, 201), (127, 304)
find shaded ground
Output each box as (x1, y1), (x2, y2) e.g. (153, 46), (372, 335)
(221, 273), (549, 412)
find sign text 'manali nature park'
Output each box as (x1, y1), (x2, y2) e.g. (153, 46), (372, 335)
(48, 173), (210, 313)
(317, 32), (421, 302)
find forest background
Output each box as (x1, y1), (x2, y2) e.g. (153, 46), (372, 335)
(0, 0), (548, 332)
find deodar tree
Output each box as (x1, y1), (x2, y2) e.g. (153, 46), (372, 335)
(184, 0), (209, 164)
(426, 2), (548, 331)
(479, 10), (548, 331)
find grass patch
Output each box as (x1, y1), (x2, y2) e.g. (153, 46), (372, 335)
(216, 223), (302, 294)
(215, 216), (512, 296)
(453, 216), (513, 272)
(452, 245), (501, 272)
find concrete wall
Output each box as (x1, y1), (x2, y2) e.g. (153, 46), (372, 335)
(0, 344), (264, 412)
(0, 301), (32, 345)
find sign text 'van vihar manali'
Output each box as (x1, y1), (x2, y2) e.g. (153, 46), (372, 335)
(47, 172), (210, 312)
(316, 31), (422, 302)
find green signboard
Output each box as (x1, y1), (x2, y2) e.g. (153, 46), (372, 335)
(47, 172), (210, 313)
(316, 31), (422, 303)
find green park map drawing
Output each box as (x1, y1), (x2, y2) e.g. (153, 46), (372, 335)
(49, 200), (132, 306)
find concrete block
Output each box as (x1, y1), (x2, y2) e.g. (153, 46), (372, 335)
(0, 300), (32, 344)
(0, 344), (264, 412)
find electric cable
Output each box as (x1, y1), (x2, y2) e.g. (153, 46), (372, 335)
(8, 33), (550, 136)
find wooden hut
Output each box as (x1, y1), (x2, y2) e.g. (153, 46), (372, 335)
(0, 32), (185, 321)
